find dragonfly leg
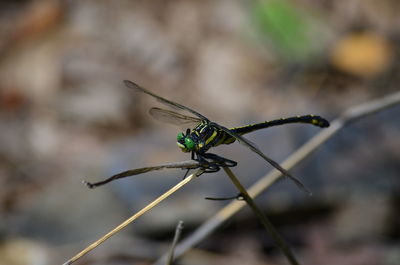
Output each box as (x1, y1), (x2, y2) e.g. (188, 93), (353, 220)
(182, 168), (191, 179)
(202, 153), (237, 168)
(195, 153), (221, 173)
(205, 192), (245, 201)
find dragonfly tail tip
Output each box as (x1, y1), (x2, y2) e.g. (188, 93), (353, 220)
(82, 179), (95, 189)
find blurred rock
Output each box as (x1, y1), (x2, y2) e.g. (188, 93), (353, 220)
(331, 32), (392, 78)
(0, 238), (49, 265)
(332, 192), (391, 243)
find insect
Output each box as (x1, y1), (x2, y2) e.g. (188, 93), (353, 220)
(122, 80), (329, 194)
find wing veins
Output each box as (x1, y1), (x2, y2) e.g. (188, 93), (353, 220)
(124, 80), (209, 121)
(85, 160), (202, 188)
(149, 107), (201, 126)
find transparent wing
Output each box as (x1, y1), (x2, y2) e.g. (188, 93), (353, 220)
(124, 80), (209, 121)
(149, 107), (201, 126)
(84, 160), (202, 188)
(212, 122), (311, 195)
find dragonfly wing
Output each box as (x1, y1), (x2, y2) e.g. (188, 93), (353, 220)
(149, 107), (201, 126)
(124, 80), (209, 121)
(212, 122), (311, 195)
(85, 160), (202, 188)
(85, 166), (164, 188)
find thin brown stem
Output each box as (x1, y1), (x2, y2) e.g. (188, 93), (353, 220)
(63, 170), (203, 265)
(166, 220), (184, 265)
(223, 167), (300, 265)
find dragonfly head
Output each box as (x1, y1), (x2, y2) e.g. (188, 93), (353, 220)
(177, 128), (196, 152)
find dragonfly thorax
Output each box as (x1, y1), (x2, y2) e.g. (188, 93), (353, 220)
(176, 123), (229, 154)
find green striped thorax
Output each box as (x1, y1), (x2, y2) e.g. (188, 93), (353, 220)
(176, 122), (235, 154)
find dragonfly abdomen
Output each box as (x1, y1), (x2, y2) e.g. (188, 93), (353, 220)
(231, 115), (329, 135)
(196, 115), (329, 151)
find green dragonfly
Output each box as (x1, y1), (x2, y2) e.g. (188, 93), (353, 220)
(119, 80), (330, 194)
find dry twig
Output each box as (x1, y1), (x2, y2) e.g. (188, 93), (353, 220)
(223, 167), (300, 265)
(166, 220), (184, 265)
(63, 170), (203, 265)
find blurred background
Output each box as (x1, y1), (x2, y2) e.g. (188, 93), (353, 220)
(0, 0), (399, 264)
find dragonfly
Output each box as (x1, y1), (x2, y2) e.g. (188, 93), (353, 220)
(116, 80), (330, 194)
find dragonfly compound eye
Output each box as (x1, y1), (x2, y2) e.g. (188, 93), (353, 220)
(177, 132), (184, 141)
(185, 137), (195, 150)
